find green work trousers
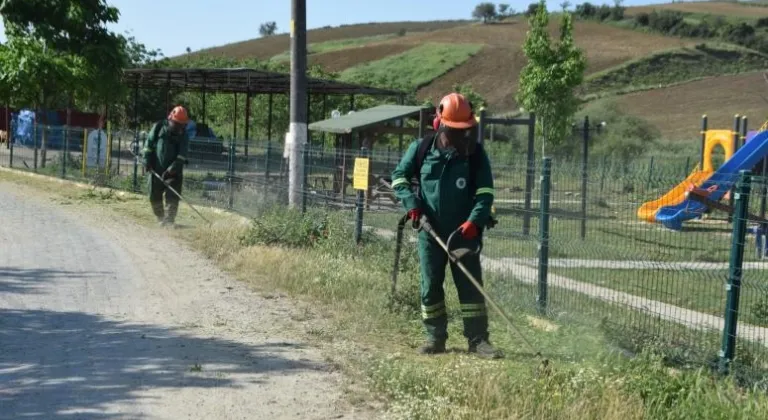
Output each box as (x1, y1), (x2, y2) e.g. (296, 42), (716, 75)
(418, 230), (488, 344)
(148, 174), (183, 223)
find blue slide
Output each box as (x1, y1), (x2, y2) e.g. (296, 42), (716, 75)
(656, 130), (768, 231)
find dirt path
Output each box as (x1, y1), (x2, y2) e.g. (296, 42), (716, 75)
(0, 182), (372, 420)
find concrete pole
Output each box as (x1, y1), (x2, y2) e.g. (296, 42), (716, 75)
(288, 0), (308, 209)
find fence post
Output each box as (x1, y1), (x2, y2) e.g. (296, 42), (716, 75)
(61, 126), (67, 179)
(600, 155), (607, 192)
(33, 122), (38, 171)
(580, 116), (589, 240)
(719, 170), (751, 375)
(728, 116), (741, 223)
(302, 142), (309, 213)
(684, 156), (690, 178)
(8, 126), (14, 168)
(523, 112), (536, 236)
(82, 129), (88, 178)
(537, 157), (552, 315)
(265, 140), (272, 182)
(646, 156), (654, 191)
(701, 114), (707, 164)
(228, 140), (236, 209)
(353, 147), (368, 244)
(132, 132), (139, 192)
(477, 108), (487, 145)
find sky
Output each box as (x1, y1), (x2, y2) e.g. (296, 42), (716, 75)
(0, 0), (674, 57)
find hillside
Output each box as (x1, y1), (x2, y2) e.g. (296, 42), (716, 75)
(627, 1), (768, 18)
(613, 71), (768, 140)
(182, 2), (768, 139)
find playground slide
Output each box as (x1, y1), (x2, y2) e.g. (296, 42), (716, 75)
(655, 130), (768, 231)
(636, 168), (712, 223)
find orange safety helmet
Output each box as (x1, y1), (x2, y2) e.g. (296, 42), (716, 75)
(437, 93), (476, 129)
(168, 106), (189, 124)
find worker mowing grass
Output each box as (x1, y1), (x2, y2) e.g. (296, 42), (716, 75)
(142, 106), (190, 228)
(391, 93), (501, 359)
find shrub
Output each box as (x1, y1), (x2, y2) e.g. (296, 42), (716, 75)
(635, 12), (650, 27)
(239, 206), (337, 248)
(648, 10), (684, 33)
(758, 17), (768, 29)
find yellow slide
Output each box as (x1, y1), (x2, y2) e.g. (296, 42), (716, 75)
(637, 166), (712, 223)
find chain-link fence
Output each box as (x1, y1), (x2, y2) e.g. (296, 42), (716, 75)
(2, 123), (766, 386)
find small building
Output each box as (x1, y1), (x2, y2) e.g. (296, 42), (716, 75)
(308, 104), (433, 208)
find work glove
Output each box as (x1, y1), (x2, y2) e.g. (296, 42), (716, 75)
(459, 221), (478, 240)
(407, 208), (421, 222)
(162, 169), (175, 180)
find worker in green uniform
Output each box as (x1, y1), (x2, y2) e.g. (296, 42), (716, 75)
(391, 93), (500, 358)
(142, 105), (190, 227)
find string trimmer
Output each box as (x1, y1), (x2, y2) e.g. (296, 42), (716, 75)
(406, 214), (549, 368)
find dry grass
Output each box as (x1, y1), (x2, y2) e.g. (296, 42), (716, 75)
(184, 20), (469, 60)
(613, 71), (768, 140)
(628, 1), (768, 18)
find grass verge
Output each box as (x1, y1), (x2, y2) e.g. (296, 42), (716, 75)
(3, 168), (768, 419)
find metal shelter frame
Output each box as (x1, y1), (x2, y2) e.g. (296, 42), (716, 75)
(122, 67), (407, 155)
(308, 104), (432, 206)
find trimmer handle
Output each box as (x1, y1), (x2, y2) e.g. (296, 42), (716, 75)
(447, 229), (482, 256)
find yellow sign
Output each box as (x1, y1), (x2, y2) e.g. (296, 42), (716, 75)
(290, 19), (295, 37)
(353, 158), (370, 190)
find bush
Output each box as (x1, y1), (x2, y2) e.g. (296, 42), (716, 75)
(635, 12), (650, 27)
(239, 206), (338, 248)
(648, 10), (684, 33)
(577, 99), (659, 165)
(758, 17), (768, 29)
(575, 2), (598, 19)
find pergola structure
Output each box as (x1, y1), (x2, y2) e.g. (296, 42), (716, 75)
(308, 104), (433, 206)
(122, 67), (407, 155)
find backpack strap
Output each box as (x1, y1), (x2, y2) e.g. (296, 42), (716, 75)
(412, 132), (436, 186)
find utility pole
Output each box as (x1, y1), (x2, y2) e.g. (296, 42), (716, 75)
(288, 0), (307, 209)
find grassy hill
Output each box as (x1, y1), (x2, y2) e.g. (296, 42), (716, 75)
(181, 2), (768, 140)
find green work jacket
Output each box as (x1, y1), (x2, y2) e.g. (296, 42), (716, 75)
(391, 138), (495, 236)
(142, 120), (189, 174)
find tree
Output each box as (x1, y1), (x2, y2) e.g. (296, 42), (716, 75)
(1, 0), (131, 109)
(516, 0), (586, 154)
(259, 21), (278, 37)
(498, 3), (510, 16)
(472, 3), (497, 23)
(526, 3), (540, 17)
(560, 1), (571, 11)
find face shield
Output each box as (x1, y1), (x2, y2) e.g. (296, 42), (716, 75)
(168, 120), (187, 135)
(439, 125), (478, 157)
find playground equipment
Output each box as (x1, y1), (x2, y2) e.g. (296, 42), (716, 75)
(637, 127), (735, 223)
(638, 115), (768, 230)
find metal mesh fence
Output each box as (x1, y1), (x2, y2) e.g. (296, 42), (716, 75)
(2, 123), (767, 386)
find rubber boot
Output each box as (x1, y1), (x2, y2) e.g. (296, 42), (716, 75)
(418, 340), (446, 355)
(468, 339), (504, 359)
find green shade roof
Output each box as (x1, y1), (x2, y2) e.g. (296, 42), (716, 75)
(308, 104), (427, 134)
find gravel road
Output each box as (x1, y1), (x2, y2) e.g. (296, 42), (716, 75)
(0, 181), (370, 420)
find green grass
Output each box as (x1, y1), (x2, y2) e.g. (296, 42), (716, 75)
(581, 43), (768, 98)
(339, 42), (483, 91)
(269, 34), (399, 61)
